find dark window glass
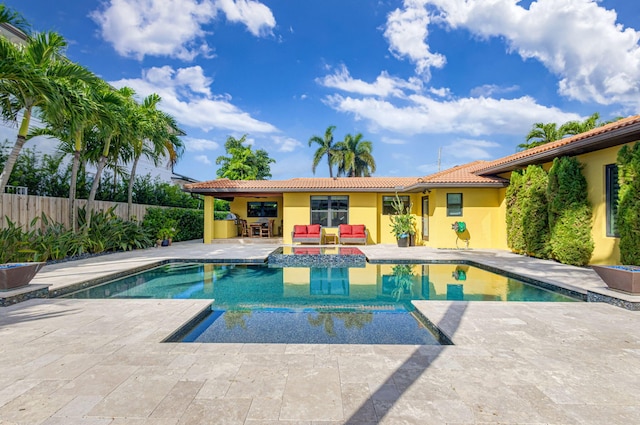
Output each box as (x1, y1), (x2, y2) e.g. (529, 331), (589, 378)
(382, 196), (410, 215)
(606, 164), (619, 237)
(447, 193), (463, 217)
(310, 196), (349, 227)
(247, 202), (278, 218)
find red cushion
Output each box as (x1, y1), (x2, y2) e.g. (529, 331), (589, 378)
(293, 225), (307, 235)
(339, 224), (352, 235)
(352, 225), (366, 236)
(307, 224), (321, 235)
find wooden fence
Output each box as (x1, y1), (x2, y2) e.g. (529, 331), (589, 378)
(0, 193), (153, 229)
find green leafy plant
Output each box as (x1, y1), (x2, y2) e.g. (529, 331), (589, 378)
(617, 142), (640, 265)
(547, 156), (594, 266)
(389, 194), (416, 239)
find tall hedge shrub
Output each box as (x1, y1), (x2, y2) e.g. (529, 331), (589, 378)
(547, 156), (594, 266)
(506, 170), (525, 253)
(521, 165), (550, 258)
(617, 142), (640, 265)
(143, 207), (204, 242)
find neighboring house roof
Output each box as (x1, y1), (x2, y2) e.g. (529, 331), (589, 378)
(185, 114), (640, 196)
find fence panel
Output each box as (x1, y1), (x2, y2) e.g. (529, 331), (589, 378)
(0, 194), (162, 229)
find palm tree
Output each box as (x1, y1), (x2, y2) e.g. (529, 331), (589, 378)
(0, 4), (30, 34)
(308, 125), (337, 177)
(517, 122), (568, 151)
(84, 85), (133, 226)
(126, 94), (184, 219)
(0, 31), (96, 194)
(333, 132), (376, 177)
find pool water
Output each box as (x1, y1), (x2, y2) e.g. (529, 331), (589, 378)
(64, 262), (578, 344)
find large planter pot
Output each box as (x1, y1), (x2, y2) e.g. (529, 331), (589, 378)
(592, 265), (640, 294)
(396, 237), (409, 248)
(0, 262), (46, 291)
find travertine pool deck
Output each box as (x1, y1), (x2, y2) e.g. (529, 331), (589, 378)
(1, 242), (639, 424)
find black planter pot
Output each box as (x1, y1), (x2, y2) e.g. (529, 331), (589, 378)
(397, 237), (409, 247)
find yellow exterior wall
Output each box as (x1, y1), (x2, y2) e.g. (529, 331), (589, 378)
(571, 144), (632, 264)
(212, 220), (237, 239)
(422, 188), (507, 249)
(203, 195), (214, 244)
(282, 192), (378, 244)
(229, 196), (283, 236)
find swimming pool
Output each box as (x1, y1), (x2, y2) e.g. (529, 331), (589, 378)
(63, 262), (579, 344)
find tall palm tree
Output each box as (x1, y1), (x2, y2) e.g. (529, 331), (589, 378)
(308, 125), (337, 177)
(333, 132), (376, 177)
(126, 94), (184, 219)
(517, 122), (568, 151)
(0, 31), (96, 194)
(84, 85), (133, 226)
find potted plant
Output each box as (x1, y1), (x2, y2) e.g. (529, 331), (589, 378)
(157, 223), (177, 247)
(389, 194), (416, 247)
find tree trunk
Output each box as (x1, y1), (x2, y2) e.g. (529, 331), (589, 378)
(327, 152), (333, 178)
(0, 108), (32, 194)
(69, 150), (81, 232)
(86, 155), (108, 228)
(127, 154), (140, 221)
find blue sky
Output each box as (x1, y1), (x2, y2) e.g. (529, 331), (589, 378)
(5, 0), (640, 182)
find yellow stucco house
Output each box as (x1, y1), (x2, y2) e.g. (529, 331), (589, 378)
(185, 114), (640, 265)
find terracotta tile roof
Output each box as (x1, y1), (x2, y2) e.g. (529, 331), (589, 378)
(475, 114), (640, 175)
(185, 177), (422, 192)
(417, 161), (507, 186)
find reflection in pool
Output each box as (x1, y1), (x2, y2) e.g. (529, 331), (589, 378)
(64, 262), (580, 344)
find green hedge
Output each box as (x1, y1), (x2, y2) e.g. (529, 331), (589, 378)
(506, 170), (525, 253)
(521, 165), (550, 258)
(142, 207), (204, 242)
(617, 142), (640, 265)
(547, 157), (593, 266)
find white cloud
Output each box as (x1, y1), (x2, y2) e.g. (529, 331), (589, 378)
(216, 0), (276, 36)
(384, 0), (446, 78)
(325, 93), (581, 136)
(91, 0), (275, 60)
(185, 137), (220, 152)
(272, 136), (303, 153)
(317, 65), (422, 98)
(194, 154), (212, 165)
(470, 84), (519, 98)
(387, 0), (640, 106)
(442, 138), (500, 160)
(380, 136), (407, 145)
(110, 65), (278, 134)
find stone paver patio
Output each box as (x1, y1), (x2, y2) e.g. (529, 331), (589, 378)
(1, 241), (639, 424)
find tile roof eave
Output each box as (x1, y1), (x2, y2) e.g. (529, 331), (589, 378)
(184, 187), (415, 194)
(476, 119), (640, 176)
(403, 181), (509, 192)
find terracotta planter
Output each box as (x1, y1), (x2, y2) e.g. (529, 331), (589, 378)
(0, 262), (46, 291)
(592, 265), (640, 294)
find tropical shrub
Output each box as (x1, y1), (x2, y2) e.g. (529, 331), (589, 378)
(142, 207), (204, 242)
(506, 170), (525, 253)
(521, 165), (550, 258)
(547, 156), (594, 266)
(617, 142), (640, 265)
(0, 211), (154, 263)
